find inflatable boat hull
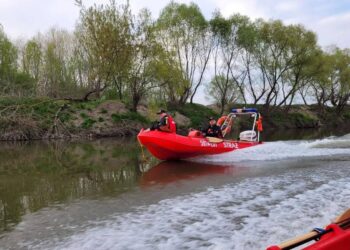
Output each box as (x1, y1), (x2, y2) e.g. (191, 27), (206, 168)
(137, 129), (260, 160)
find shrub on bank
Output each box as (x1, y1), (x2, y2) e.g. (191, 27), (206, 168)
(174, 103), (218, 128)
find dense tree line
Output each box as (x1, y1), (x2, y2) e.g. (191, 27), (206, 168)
(0, 1), (349, 113)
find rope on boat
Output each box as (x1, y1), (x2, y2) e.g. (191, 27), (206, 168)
(137, 136), (147, 163)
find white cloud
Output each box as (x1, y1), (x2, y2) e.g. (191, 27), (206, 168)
(313, 12), (350, 48)
(0, 0), (111, 39)
(212, 0), (268, 19)
(1, 0), (349, 48)
(275, 1), (302, 12)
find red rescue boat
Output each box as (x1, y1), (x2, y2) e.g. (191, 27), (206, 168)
(267, 209), (350, 250)
(137, 108), (263, 161)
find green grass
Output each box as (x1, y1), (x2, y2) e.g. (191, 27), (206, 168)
(81, 118), (96, 129)
(72, 99), (103, 111)
(111, 112), (149, 124)
(174, 103), (218, 128)
(343, 111), (350, 120)
(269, 111), (318, 128)
(80, 112), (89, 119)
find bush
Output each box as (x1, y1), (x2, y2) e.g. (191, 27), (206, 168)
(343, 112), (350, 120)
(81, 117), (96, 129)
(174, 103), (218, 128)
(111, 112), (149, 124)
(80, 112), (88, 119)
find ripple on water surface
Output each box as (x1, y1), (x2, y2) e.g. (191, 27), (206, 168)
(30, 162), (350, 250)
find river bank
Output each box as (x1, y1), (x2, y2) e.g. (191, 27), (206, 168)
(0, 97), (349, 141)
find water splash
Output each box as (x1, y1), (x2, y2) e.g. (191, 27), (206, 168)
(35, 165), (350, 250)
(194, 134), (350, 163)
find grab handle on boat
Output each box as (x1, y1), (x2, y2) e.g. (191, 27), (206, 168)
(267, 208), (350, 250)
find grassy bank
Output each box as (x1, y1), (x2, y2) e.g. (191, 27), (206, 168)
(229, 103), (350, 129)
(0, 98), (149, 140)
(0, 97), (348, 141)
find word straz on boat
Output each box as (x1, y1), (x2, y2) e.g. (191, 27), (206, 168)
(137, 107), (263, 161)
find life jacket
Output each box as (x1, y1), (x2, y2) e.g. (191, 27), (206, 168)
(167, 114), (176, 133)
(160, 113), (176, 133)
(256, 115), (263, 132)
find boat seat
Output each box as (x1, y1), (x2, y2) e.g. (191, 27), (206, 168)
(206, 137), (223, 143)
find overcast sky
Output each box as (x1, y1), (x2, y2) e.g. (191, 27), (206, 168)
(0, 0), (349, 48)
(0, 0), (349, 104)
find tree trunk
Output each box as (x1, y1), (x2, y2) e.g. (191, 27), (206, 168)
(132, 94), (140, 112)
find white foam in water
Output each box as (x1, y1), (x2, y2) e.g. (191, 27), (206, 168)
(194, 135), (350, 163)
(32, 168), (350, 250)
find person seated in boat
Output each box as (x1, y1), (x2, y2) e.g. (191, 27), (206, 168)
(151, 109), (176, 133)
(202, 117), (223, 138)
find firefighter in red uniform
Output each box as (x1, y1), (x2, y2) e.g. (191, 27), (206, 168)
(152, 109), (176, 133)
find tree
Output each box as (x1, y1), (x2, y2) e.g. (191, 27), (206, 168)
(40, 28), (77, 98)
(156, 2), (210, 105)
(246, 20), (318, 110)
(0, 25), (18, 91)
(127, 9), (162, 111)
(22, 39), (42, 81)
(206, 75), (242, 115)
(327, 48), (350, 113)
(277, 25), (318, 108)
(75, 0), (133, 101)
(146, 48), (188, 105)
(210, 13), (253, 105)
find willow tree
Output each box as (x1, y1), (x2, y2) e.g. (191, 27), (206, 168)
(126, 9), (163, 111)
(75, 0), (133, 100)
(210, 13), (254, 105)
(39, 29), (77, 98)
(0, 25), (18, 90)
(206, 75), (242, 115)
(252, 20), (319, 110)
(326, 48), (350, 113)
(156, 2), (211, 105)
(277, 25), (319, 107)
(22, 39), (42, 81)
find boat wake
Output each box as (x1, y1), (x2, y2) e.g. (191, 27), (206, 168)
(308, 133), (350, 149)
(193, 134), (350, 163)
(29, 163), (350, 250)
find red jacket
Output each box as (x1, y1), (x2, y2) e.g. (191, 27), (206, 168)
(159, 113), (176, 133)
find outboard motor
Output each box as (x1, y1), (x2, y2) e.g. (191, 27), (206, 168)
(239, 130), (257, 142)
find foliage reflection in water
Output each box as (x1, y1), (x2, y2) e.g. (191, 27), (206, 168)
(0, 139), (141, 233)
(1, 127), (349, 235)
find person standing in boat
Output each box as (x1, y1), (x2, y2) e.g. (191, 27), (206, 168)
(202, 117), (223, 138)
(152, 109), (176, 133)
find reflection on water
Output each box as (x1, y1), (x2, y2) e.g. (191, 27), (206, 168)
(1, 128), (349, 237)
(140, 161), (246, 187)
(0, 139), (141, 233)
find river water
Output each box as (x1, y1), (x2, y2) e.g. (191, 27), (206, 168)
(0, 129), (350, 250)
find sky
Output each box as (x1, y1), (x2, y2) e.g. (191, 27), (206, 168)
(0, 0), (349, 103)
(0, 0), (349, 48)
